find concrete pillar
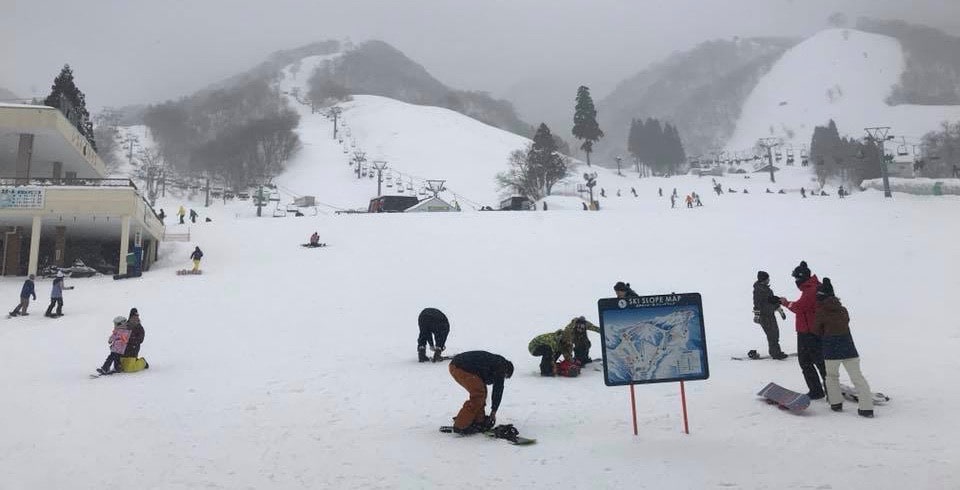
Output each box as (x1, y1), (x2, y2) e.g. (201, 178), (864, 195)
(27, 216), (41, 276)
(52, 161), (63, 181)
(54, 226), (66, 267)
(3, 229), (21, 276)
(118, 215), (131, 275)
(15, 134), (34, 185)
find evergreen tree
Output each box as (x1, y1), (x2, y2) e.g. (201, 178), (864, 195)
(44, 64), (96, 150)
(497, 123), (570, 199)
(572, 86), (603, 166)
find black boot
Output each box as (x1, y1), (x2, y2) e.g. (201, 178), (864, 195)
(418, 347), (429, 363)
(858, 409), (874, 418)
(831, 403), (843, 412)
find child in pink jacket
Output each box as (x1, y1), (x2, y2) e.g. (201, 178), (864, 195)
(97, 316), (130, 375)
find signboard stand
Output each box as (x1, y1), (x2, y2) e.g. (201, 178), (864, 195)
(599, 292), (708, 437)
(680, 381), (690, 434)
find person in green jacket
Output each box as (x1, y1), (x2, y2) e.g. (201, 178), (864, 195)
(528, 330), (571, 376)
(563, 316), (601, 365)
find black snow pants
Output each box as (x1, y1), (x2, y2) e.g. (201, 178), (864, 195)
(759, 315), (785, 357)
(417, 308), (450, 359)
(101, 352), (122, 372)
(531, 345), (560, 376)
(572, 331), (592, 364)
(797, 333), (826, 397)
(45, 297), (63, 316)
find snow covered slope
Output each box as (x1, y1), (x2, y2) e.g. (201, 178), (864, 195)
(725, 29), (960, 152)
(274, 55), (530, 209)
(1, 177), (957, 488)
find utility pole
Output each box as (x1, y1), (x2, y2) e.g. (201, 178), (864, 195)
(757, 137), (780, 183)
(256, 184), (264, 217)
(864, 127), (893, 198)
(373, 160), (389, 196)
(330, 107), (342, 140)
(204, 177), (210, 207)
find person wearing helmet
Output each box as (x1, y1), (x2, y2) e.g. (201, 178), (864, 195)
(44, 271), (67, 317)
(563, 316), (601, 365)
(98, 316), (131, 375)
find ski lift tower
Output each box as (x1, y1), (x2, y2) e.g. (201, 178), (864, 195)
(425, 179), (446, 198)
(372, 160), (389, 196)
(864, 127), (893, 198)
(757, 137), (780, 183)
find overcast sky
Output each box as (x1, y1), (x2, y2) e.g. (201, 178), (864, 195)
(4, 0), (960, 110)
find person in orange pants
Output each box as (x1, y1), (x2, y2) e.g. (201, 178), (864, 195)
(448, 351), (513, 434)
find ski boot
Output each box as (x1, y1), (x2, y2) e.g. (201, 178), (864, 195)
(418, 346), (429, 363)
(858, 409), (874, 418)
(830, 403), (843, 412)
(431, 346), (445, 362)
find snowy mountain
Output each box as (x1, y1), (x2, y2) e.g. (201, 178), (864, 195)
(724, 28), (960, 153)
(0, 86), (19, 101)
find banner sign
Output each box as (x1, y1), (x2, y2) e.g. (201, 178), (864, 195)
(0, 187), (45, 209)
(599, 293), (709, 386)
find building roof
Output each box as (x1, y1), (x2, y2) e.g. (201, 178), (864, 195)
(0, 104), (106, 179)
(405, 196), (456, 212)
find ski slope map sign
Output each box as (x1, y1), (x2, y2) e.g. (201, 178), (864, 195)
(598, 293), (709, 386)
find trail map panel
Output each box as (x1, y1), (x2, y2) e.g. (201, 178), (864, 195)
(598, 293), (709, 386)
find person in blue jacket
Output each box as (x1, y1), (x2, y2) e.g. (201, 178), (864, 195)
(9, 274), (36, 316)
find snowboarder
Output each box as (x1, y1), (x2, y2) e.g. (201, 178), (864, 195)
(616, 189), (621, 197)
(743, 188), (749, 194)
(528, 330), (571, 376)
(177, 205), (186, 224)
(44, 271), (67, 317)
(418, 307), (450, 362)
(600, 188), (606, 198)
(800, 187), (807, 198)
(97, 316), (130, 375)
(614, 281), (640, 299)
(694, 192), (702, 207)
(563, 316), (601, 365)
(306, 232), (322, 247)
(812, 278), (873, 417)
(542, 201), (548, 211)
(838, 186), (846, 198)
(658, 187), (663, 197)
(631, 187), (637, 197)
(9, 274), (36, 316)
(157, 208), (166, 223)
(780, 261), (826, 399)
(190, 246), (204, 272)
(685, 195), (693, 208)
(581, 202), (588, 211)
(753, 271), (788, 359)
(672, 188), (678, 198)
(670, 194), (676, 208)
(778, 189), (786, 194)
(766, 188), (773, 194)
(121, 307), (149, 372)
(448, 351), (513, 434)
(189, 208), (198, 223)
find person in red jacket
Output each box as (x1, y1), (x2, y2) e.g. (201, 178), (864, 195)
(780, 261), (826, 399)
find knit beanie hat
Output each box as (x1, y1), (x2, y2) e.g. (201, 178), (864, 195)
(817, 277), (835, 299)
(614, 281), (628, 292)
(791, 261), (811, 283)
(757, 271), (770, 282)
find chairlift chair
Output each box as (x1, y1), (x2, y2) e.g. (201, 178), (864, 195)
(897, 144), (908, 157)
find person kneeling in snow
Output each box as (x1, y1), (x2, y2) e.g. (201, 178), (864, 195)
(417, 307), (450, 362)
(305, 232), (322, 248)
(528, 330), (573, 376)
(98, 316), (130, 375)
(121, 307), (149, 372)
(448, 351), (513, 434)
(563, 316), (601, 365)
(813, 278), (874, 418)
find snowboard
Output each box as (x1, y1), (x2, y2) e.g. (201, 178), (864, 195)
(840, 384), (890, 405)
(757, 382), (810, 413)
(44, 313), (65, 319)
(731, 352), (797, 361)
(89, 370), (119, 379)
(300, 243), (328, 248)
(176, 269), (203, 275)
(439, 425), (536, 445)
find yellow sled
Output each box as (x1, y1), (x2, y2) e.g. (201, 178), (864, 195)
(120, 357), (149, 372)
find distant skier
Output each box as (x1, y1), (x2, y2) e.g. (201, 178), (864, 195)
(581, 202), (588, 211)
(800, 187), (807, 198)
(685, 195), (693, 208)
(9, 274), (36, 316)
(670, 194), (676, 208)
(190, 246), (204, 272)
(157, 208), (166, 223)
(838, 186), (846, 198)
(177, 205), (186, 224)
(44, 271), (68, 317)
(528, 330), (571, 376)
(616, 189), (621, 197)
(780, 261), (826, 399)
(631, 187), (637, 197)
(563, 316), (601, 365)
(753, 271), (788, 360)
(812, 278), (874, 417)
(672, 188), (678, 198)
(658, 187), (663, 197)
(766, 188), (773, 194)
(448, 351), (513, 434)
(97, 316), (130, 375)
(542, 201), (548, 211)
(600, 188), (606, 198)
(306, 232), (322, 247)
(743, 188), (749, 194)
(189, 208), (198, 223)
(614, 281), (640, 299)
(694, 193), (703, 207)
(418, 307), (450, 362)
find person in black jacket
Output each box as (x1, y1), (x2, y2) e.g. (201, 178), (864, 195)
(614, 281), (640, 299)
(418, 308), (450, 362)
(753, 271), (788, 359)
(124, 308), (146, 358)
(190, 246), (204, 272)
(448, 351), (513, 434)
(10, 274), (37, 316)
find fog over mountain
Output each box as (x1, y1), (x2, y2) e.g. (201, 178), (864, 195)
(6, 0), (960, 115)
